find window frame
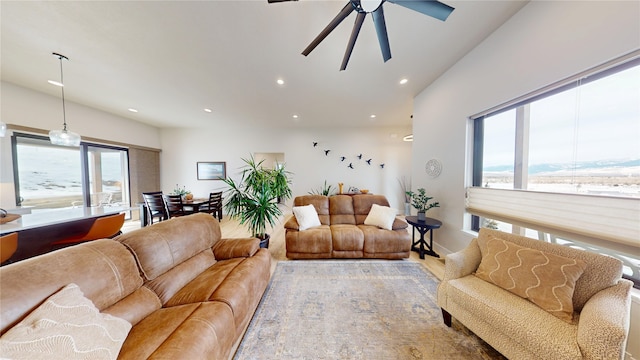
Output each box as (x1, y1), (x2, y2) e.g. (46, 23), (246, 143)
(11, 132), (131, 210)
(468, 54), (640, 288)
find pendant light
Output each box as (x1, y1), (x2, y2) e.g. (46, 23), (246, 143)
(49, 52), (81, 146)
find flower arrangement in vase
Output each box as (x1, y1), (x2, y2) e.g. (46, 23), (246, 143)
(173, 184), (193, 200)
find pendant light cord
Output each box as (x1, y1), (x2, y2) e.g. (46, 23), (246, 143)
(53, 52), (69, 131)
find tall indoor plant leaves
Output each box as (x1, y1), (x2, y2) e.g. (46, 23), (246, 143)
(223, 155), (292, 241)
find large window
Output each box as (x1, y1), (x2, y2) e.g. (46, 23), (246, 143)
(468, 56), (640, 287)
(480, 61), (639, 196)
(13, 134), (130, 211)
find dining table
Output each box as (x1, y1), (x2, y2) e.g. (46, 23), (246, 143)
(139, 198), (211, 227)
(181, 198), (210, 213)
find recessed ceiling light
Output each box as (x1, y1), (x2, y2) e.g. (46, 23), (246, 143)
(370, 114), (376, 119)
(277, 79), (285, 85)
(399, 78), (408, 85)
(204, 108), (212, 113)
(403, 134), (413, 142)
(292, 114), (299, 119)
(48, 80), (63, 87)
(128, 108), (138, 113)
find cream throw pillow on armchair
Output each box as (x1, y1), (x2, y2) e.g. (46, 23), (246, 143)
(475, 236), (587, 322)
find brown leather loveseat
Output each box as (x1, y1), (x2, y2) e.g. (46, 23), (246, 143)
(0, 213), (270, 359)
(285, 194), (410, 259)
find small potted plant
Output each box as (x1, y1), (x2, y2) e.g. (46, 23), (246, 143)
(407, 188), (439, 221)
(223, 155), (292, 248)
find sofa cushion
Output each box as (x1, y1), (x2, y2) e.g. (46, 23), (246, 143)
(117, 213), (220, 281)
(102, 287), (162, 327)
(0, 239), (143, 334)
(331, 224), (364, 257)
(118, 302), (235, 360)
(445, 276), (582, 359)
(475, 235), (587, 322)
(164, 251), (270, 337)
(285, 225), (332, 257)
(364, 204), (396, 230)
(292, 204), (322, 230)
(329, 195), (356, 225)
(293, 195), (330, 225)
(0, 283), (131, 360)
(359, 225), (411, 257)
(145, 250), (218, 305)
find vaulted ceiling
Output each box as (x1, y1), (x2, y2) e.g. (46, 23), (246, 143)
(1, 0), (527, 129)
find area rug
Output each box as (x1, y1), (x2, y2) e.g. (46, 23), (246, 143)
(234, 260), (505, 360)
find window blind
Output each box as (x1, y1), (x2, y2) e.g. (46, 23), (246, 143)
(466, 187), (640, 255)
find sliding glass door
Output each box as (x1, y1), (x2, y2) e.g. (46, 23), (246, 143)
(12, 134), (130, 211)
(85, 145), (130, 208)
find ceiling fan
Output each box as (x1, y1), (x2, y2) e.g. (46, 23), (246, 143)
(268, 0), (454, 71)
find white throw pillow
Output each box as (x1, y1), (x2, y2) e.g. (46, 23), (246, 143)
(0, 283), (131, 360)
(364, 204), (397, 230)
(292, 204), (322, 231)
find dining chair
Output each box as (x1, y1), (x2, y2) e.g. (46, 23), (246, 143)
(1, 232), (18, 264)
(163, 194), (190, 218)
(200, 191), (223, 221)
(142, 191), (168, 225)
(50, 213), (125, 250)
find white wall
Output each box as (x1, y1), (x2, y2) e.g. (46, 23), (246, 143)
(411, 1), (639, 358)
(0, 81), (412, 212)
(159, 125), (412, 212)
(0, 81), (161, 208)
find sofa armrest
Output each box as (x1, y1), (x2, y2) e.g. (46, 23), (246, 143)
(443, 238), (482, 282)
(284, 215), (299, 230)
(392, 217), (408, 230)
(212, 238), (260, 260)
(577, 279), (633, 360)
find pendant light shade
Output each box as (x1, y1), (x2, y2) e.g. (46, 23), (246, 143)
(49, 53), (81, 147)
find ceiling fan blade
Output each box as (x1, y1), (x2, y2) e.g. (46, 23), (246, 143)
(267, 0), (298, 3)
(371, 6), (391, 63)
(387, 0), (454, 21)
(340, 12), (366, 71)
(302, 3), (355, 57)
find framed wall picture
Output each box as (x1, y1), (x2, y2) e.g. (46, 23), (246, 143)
(197, 161), (226, 180)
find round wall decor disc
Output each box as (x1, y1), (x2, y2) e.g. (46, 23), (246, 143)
(425, 159), (442, 178)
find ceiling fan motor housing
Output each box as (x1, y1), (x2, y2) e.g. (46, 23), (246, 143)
(353, 0), (384, 13)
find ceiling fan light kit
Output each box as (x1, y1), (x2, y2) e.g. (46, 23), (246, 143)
(269, 0), (454, 70)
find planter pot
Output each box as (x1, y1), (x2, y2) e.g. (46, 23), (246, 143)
(417, 211), (426, 222)
(259, 234), (271, 249)
(404, 203), (411, 216)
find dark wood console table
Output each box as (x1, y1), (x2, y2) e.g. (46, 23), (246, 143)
(405, 216), (442, 259)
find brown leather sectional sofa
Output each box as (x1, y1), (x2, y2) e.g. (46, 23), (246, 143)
(285, 194), (411, 259)
(0, 213), (271, 359)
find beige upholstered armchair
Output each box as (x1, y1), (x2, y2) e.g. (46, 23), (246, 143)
(437, 228), (633, 360)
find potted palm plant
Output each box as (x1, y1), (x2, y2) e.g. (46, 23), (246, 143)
(223, 155), (292, 248)
(407, 188), (439, 221)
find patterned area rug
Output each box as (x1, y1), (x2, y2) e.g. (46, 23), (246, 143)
(234, 260), (504, 360)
